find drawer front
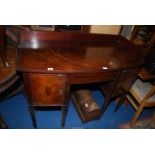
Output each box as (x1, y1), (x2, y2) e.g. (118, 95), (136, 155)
(70, 72), (118, 84)
(28, 74), (66, 106)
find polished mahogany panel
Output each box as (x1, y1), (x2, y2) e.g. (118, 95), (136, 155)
(17, 31), (145, 74)
(70, 71), (118, 84)
(18, 31), (120, 49)
(28, 73), (66, 106)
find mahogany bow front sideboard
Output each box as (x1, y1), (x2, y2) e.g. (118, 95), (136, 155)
(16, 31), (145, 128)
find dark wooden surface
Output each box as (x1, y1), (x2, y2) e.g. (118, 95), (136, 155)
(28, 73), (66, 106)
(17, 31), (144, 74)
(16, 31), (145, 128)
(138, 67), (155, 81)
(0, 46), (23, 101)
(0, 26), (9, 67)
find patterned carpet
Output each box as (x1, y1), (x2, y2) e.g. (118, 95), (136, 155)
(120, 118), (155, 129)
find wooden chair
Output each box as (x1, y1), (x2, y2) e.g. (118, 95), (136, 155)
(122, 79), (155, 128)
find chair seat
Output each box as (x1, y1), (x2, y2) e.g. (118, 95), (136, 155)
(130, 79), (155, 103)
(147, 94), (155, 102)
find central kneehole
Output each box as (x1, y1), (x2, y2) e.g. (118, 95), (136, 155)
(45, 87), (51, 96)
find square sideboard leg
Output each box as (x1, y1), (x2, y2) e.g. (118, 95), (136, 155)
(29, 106), (37, 129)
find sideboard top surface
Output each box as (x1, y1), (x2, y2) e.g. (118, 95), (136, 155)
(17, 31), (145, 73)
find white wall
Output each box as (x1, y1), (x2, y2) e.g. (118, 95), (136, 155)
(89, 25), (122, 34)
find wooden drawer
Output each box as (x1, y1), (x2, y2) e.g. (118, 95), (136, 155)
(28, 74), (66, 106)
(70, 71), (118, 84)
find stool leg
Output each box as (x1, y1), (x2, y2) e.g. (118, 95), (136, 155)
(29, 106), (37, 128)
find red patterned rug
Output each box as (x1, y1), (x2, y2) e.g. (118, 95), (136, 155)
(119, 118), (155, 129)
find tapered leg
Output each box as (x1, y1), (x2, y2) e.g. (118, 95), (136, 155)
(101, 97), (111, 117)
(129, 104), (145, 128)
(100, 71), (123, 118)
(61, 105), (68, 128)
(29, 106), (37, 128)
(114, 95), (126, 112)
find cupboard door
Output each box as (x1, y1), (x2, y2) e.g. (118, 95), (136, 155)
(29, 74), (66, 106)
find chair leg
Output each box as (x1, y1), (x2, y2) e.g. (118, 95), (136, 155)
(114, 95), (126, 112)
(129, 104), (145, 128)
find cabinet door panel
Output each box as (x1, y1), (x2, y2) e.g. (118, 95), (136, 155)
(29, 74), (66, 106)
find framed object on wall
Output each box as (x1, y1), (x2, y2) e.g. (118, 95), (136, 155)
(31, 25), (55, 31)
